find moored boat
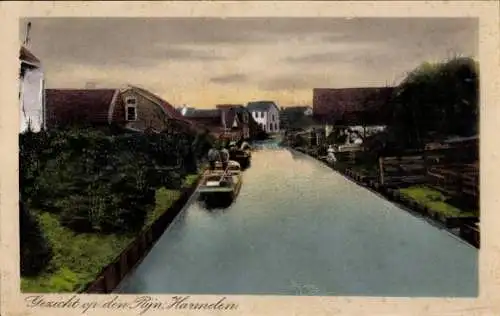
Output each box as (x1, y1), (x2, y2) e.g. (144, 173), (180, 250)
(198, 162), (243, 207)
(229, 149), (251, 168)
(212, 160), (242, 175)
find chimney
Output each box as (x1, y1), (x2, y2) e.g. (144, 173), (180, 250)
(23, 22), (32, 47)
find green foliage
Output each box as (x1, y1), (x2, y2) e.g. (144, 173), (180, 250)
(19, 124), (212, 289)
(388, 57), (479, 148)
(145, 188), (182, 226)
(21, 211), (134, 292)
(399, 186), (477, 218)
(19, 201), (53, 277)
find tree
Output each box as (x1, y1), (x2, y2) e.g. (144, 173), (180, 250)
(387, 57), (478, 148)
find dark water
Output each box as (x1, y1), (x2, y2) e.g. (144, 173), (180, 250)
(116, 145), (478, 296)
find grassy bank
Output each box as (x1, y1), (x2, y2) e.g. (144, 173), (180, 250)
(21, 173), (200, 293)
(398, 185), (477, 218)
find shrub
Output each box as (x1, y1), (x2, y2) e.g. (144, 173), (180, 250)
(19, 201), (53, 276)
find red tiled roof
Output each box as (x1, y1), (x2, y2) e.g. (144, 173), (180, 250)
(188, 116), (221, 127)
(45, 89), (117, 128)
(20, 46), (40, 65)
(216, 104), (243, 109)
(313, 87), (394, 124)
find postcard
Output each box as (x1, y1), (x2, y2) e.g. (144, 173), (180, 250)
(1, 1), (499, 316)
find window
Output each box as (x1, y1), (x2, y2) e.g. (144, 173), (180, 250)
(243, 112), (249, 123)
(125, 97), (137, 121)
(126, 106), (137, 121)
(260, 112), (264, 118)
(125, 96), (137, 106)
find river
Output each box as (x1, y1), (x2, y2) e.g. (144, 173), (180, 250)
(116, 143), (477, 297)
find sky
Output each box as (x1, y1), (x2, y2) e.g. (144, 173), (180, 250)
(20, 18), (477, 108)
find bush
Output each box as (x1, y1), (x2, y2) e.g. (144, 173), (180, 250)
(19, 125), (214, 233)
(19, 201), (53, 277)
(19, 125), (212, 290)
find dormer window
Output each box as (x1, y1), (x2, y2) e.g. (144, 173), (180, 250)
(125, 96), (137, 121)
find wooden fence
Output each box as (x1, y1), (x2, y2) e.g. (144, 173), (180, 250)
(379, 152), (478, 202)
(378, 153), (445, 187)
(83, 174), (203, 293)
(427, 163), (479, 202)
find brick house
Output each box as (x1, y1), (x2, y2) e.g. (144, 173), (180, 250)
(312, 87), (394, 126)
(45, 85), (197, 133)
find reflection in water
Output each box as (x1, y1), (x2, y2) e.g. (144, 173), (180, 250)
(117, 148), (477, 297)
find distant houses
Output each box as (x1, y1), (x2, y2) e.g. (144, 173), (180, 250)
(246, 101), (280, 134)
(178, 104), (261, 141)
(45, 85), (196, 133)
(19, 46), (45, 133)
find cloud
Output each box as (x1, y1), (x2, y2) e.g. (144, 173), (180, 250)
(284, 42), (387, 65)
(210, 74), (248, 84)
(21, 17), (478, 107)
(161, 47), (225, 61)
(259, 76), (327, 91)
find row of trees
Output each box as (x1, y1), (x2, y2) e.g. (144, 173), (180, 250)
(19, 124), (214, 276)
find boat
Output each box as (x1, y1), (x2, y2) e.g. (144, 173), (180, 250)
(229, 148), (251, 168)
(198, 161), (243, 207)
(212, 160), (242, 175)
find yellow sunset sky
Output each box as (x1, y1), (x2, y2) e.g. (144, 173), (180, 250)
(20, 18), (477, 108)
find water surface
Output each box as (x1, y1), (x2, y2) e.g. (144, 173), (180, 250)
(117, 146), (477, 296)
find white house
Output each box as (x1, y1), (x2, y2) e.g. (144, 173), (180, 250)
(246, 100), (280, 133)
(19, 46), (45, 133)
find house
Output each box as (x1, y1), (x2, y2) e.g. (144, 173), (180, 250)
(179, 104), (253, 141)
(217, 104), (263, 140)
(312, 87), (394, 126)
(19, 46), (45, 133)
(45, 85), (196, 133)
(246, 101), (280, 133)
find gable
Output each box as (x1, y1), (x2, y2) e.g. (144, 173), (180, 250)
(117, 86), (197, 131)
(232, 113), (239, 127)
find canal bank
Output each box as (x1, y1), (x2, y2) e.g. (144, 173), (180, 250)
(83, 172), (205, 293)
(116, 147), (477, 297)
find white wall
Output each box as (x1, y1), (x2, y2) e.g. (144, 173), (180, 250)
(20, 68), (45, 133)
(269, 106), (280, 133)
(252, 111), (267, 131)
(251, 106), (281, 133)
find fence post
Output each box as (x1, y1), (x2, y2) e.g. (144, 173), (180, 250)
(379, 157), (384, 185)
